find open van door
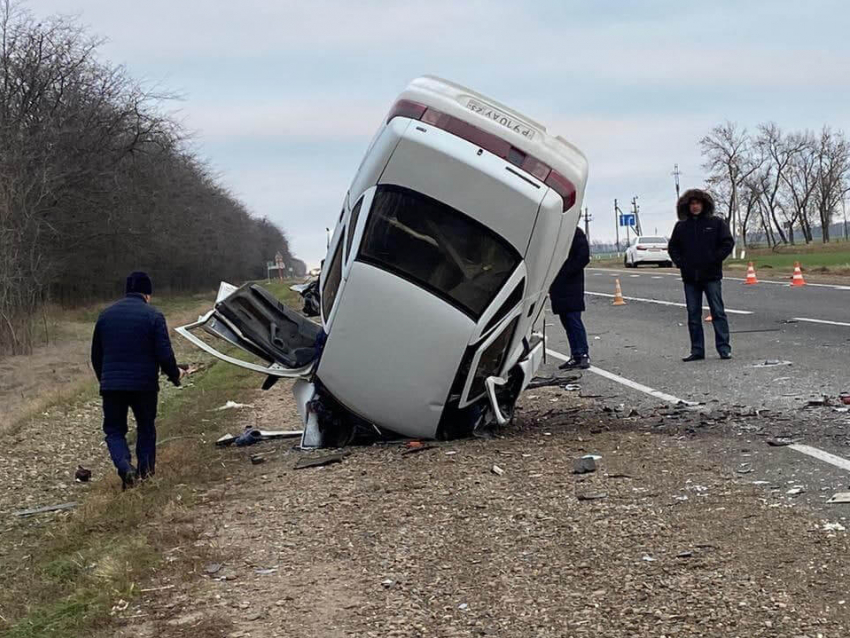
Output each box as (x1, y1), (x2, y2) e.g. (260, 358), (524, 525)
(176, 282), (321, 380)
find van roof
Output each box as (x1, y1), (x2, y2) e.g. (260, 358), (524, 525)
(398, 76), (588, 191)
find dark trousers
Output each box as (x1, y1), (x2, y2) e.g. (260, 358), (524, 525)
(559, 311), (589, 357)
(684, 280), (731, 356)
(102, 390), (158, 478)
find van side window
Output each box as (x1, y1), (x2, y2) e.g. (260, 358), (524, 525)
(358, 185), (520, 319)
(322, 234), (345, 320)
(346, 198), (363, 261)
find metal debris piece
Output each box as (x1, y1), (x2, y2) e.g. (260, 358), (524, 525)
(250, 454), (266, 465)
(827, 492), (850, 504)
(14, 502), (78, 517)
(216, 433), (236, 447)
(677, 551), (694, 558)
(491, 464), (505, 476)
(295, 453), (346, 470)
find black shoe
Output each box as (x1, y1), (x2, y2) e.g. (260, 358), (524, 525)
(682, 354), (705, 362)
(119, 466), (138, 491)
(577, 355), (591, 370)
(558, 358), (579, 370)
(719, 352), (733, 360)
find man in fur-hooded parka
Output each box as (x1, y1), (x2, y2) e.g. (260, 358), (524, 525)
(668, 189), (735, 361)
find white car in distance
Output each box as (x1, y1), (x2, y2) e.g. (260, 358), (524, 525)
(624, 236), (672, 268)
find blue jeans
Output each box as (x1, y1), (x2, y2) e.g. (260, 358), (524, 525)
(102, 391), (158, 478)
(559, 312), (589, 358)
(684, 281), (731, 356)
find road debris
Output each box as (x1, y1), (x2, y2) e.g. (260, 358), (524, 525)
(250, 454), (266, 465)
(214, 400), (255, 411)
(204, 563), (222, 574)
(491, 464), (505, 476)
(215, 427), (303, 447)
(786, 487), (805, 496)
(751, 360), (793, 368)
(767, 438), (794, 447)
(14, 502), (78, 517)
(74, 465), (92, 482)
(827, 492), (850, 504)
(402, 444), (437, 456)
(577, 491), (608, 501)
(822, 522), (846, 532)
(526, 374), (581, 390)
(641, 555), (656, 562)
(254, 567), (278, 575)
(573, 455), (600, 474)
(295, 453), (346, 470)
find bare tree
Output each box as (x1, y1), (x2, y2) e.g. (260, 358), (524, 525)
(700, 122), (762, 255)
(813, 126), (850, 243)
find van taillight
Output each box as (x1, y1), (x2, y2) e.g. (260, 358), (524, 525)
(544, 170), (577, 211)
(386, 100), (428, 123)
(386, 99), (577, 211)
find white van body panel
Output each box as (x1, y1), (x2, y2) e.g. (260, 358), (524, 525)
(317, 261), (475, 438)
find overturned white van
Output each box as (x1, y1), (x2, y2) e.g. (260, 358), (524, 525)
(177, 76), (588, 447)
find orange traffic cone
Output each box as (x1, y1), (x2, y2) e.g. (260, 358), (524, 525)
(613, 279), (626, 306)
(745, 262), (758, 285)
(791, 262), (806, 287)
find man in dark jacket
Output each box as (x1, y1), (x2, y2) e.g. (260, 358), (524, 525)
(91, 272), (183, 488)
(668, 189), (735, 362)
(549, 226), (591, 370)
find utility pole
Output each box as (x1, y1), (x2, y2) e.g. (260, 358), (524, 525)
(631, 196), (641, 236)
(614, 199), (620, 253)
(672, 164), (681, 201)
(843, 198), (848, 242)
(583, 206), (592, 243)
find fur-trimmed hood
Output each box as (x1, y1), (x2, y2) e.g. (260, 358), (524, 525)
(676, 188), (715, 221)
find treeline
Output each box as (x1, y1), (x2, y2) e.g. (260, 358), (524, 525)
(0, 3), (303, 355)
(701, 122), (850, 247)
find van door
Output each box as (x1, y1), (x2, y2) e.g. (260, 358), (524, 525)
(176, 282), (321, 379)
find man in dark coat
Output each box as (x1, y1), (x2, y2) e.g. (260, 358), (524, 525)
(549, 226), (591, 370)
(91, 272), (183, 489)
(668, 189), (735, 362)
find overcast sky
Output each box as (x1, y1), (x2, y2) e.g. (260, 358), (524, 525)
(37, 0), (850, 267)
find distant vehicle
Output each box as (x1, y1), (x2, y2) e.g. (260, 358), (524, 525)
(625, 236), (671, 268)
(177, 76), (589, 447)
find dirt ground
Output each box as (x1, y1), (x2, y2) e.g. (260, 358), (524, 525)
(104, 385), (850, 638)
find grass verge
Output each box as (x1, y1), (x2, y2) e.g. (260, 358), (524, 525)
(0, 349), (259, 637)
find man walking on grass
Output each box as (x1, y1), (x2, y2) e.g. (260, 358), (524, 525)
(668, 189), (735, 362)
(91, 272), (184, 489)
(549, 225), (591, 370)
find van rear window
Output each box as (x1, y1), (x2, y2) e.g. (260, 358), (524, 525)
(358, 185), (520, 319)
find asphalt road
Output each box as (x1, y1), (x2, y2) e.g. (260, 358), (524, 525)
(542, 266), (850, 413)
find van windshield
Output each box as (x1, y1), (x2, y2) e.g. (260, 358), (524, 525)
(358, 185), (521, 319)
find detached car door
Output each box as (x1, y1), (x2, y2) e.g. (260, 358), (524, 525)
(176, 281), (321, 379)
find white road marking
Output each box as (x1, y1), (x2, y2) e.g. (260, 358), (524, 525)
(790, 317), (850, 327)
(652, 276), (663, 279)
(788, 444), (850, 473)
(545, 348), (698, 406)
(586, 291), (753, 315)
(629, 274), (640, 278)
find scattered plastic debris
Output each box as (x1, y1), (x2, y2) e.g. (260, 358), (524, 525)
(214, 400), (255, 411)
(295, 453), (346, 470)
(74, 465), (92, 482)
(641, 555), (656, 562)
(250, 454), (266, 465)
(491, 464), (505, 476)
(822, 522), (846, 532)
(14, 502), (78, 517)
(786, 487), (805, 496)
(827, 492), (850, 504)
(751, 360), (793, 368)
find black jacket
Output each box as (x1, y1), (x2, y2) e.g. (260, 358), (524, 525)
(668, 189), (734, 283)
(91, 294), (181, 393)
(549, 227), (590, 314)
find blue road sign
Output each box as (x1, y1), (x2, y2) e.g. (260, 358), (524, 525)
(619, 214), (636, 227)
